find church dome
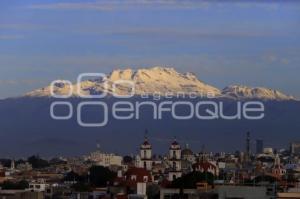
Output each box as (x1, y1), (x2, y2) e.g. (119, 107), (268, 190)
(182, 148), (193, 156)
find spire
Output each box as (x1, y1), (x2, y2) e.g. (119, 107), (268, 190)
(275, 154), (281, 166)
(172, 136), (178, 145)
(246, 131), (250, 154)
(96, 139), (101, 151)
(144, 129), (148, 141)
(185, 143), (189, 149)
(142, 129), (151, 146)
(245, 131), (251, 162)
(11, 159), (15, 170)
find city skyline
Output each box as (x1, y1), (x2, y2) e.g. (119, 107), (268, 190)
(1, 2), (300, 198)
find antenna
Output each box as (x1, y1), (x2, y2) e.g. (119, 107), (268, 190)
(96, 140), (100, 150)
(201, 144), (205, 153)
(246, 131), (250, 155)
(185, 143), (189, 149)
(144, 129), (149, 140)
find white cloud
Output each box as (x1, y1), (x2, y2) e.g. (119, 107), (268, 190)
(0, 35), (24, 40)
(0, 79), (46, 86)
(27, 0), (300, 11)
(28, 0), (210, 11)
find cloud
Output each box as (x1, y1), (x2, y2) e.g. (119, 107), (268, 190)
(0, 79), (45, 86)
(51, 25), (273, 39)
(280, 58), (290, 65)
(0, 35), (24, 40)
(28, 0), (296, 11)
(0, 23), (50, 31)
(263, 54), (278, 63)
(261, 53), (291, 65)
(28, 0), (210, 11)
(0, 23), (271, 41)
(0, 80), (18, 85)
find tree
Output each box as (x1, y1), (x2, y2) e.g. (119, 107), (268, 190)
(89, 166), (116, 187)
(0, 159), (11, 167)
(27, 155), (49, 169)
(72, 182), (92, 192)
(0, 180), (29, 190)
(248, 175), (278, 184)
(171, 171), (214, 188)
(147, 184), (160, 199)
(64, 171), (85, 183)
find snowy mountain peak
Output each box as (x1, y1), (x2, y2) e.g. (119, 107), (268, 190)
(221, 85), (295, 101)
(24, 66), (296, 101)
(106, 66), (221, 96)
(107, 67), (178, 81)
(109, 68), (134, 81)
(25, 66), (221, 98)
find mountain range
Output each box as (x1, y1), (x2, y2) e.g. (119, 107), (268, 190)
(0, 66), (299, 157)
(25, 66), (296, 101)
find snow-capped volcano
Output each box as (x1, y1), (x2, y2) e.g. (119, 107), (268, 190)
(221, 85), (295, 101)
(107, 67), (221, 96)
(25, 66), (296, 101)
(25, 66), (221, 98)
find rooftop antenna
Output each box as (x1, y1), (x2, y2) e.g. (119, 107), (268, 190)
(144, 129), (149, 140)
(245, 131), (251, 163)
(246, 132), (250, 155)
(96, 140), (100, 151)
(185, 143), (189, 149)
(201, 144), (205, 153)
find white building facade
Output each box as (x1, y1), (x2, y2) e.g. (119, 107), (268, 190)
(137, 137), (153, 171)
(168, 139), (182, 181)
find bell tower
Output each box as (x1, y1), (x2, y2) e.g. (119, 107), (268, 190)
(168, 137), (182, 181)
(139, 131), (152, 171)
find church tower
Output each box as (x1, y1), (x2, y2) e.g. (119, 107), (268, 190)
(139, 135), (153, 171)
(11, 159), (15, 170)
(168, 138), (182, 181)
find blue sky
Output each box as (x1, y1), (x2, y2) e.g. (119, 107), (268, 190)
(0, 0), (300, 98)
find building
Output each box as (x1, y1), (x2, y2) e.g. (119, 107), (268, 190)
(113, 167), (152, 199)
(193, 161), (219, 176)
(137, 136), (153, 171)
(160, 188), (217, 199)
(88, 150), (123, 167)
(124, 167), (152, 185)
(263, 147), (274, 155)
(16, 162), (32, 171)
(216, 186), (270, 199)
(28, 180), (49, 192)
(245, 131), (251, 163)
(290, 142), (300, 155)
(271, 154), (286, 178)
(160, 186), (270, 199)
(256, 139), (264, 154)
(168, 139), (182, 181)
(0, 190), (44, 199)
(181, 144), (195, 163)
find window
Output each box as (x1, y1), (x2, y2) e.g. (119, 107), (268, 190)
(131, 175), (137, 181)
(173, 161), (176, 170)
(173, 175), (177, 180)
(143, 176), (148, 182)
